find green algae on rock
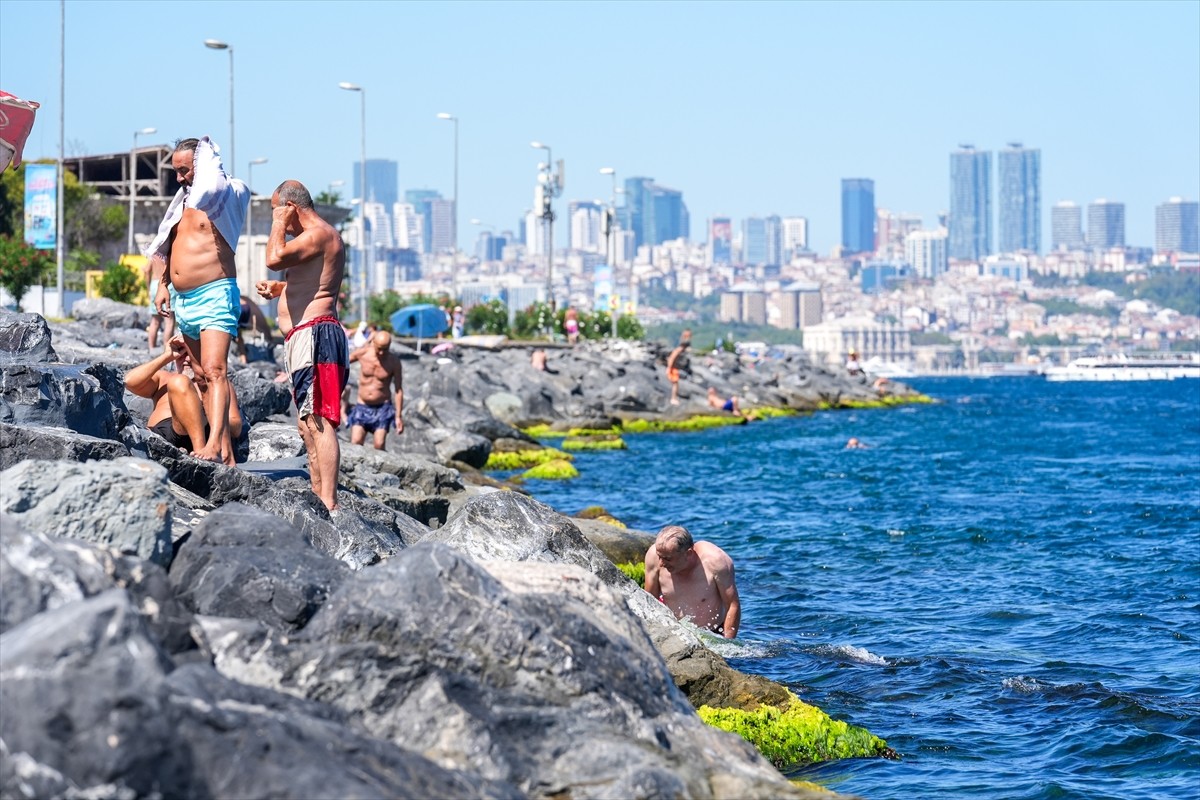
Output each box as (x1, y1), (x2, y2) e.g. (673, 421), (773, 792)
(561, 435), (627, 452)
(622, 415), (748, 434)
(521, 459), (579, 480)
(698, 690), (894, 769)
(484, 448), (572, 471)
(574, 506), (628, 528)
(615, 561), (645, 585)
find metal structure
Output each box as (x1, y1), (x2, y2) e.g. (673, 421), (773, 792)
(531, 141), (563, 312)
(599, 166), (618, 336)
(203, 39), (235, 175)
(127, 127), (156, 254)
(339, 81), (368, 323)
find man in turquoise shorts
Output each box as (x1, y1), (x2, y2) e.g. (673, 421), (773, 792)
(145, 136), (249, 463)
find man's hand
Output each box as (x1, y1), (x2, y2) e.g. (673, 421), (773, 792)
(256, 279), (285, 300)
(154, 281), (172, 316)
(272, 203), (298, 230)
(395, 415), (405, 435)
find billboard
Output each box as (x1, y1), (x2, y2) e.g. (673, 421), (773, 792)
(24, 163), (56, 250)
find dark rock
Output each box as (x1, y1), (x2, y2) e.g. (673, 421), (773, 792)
(229, 367), (292, 427)
(429, 427), (492, 468)
(340, 442), (465, 495)
(246, 420), (305, 461)
(0, 422), (130, 470)
(0, 458), (173, 567)
(0, 362), (126, 439)
(165, 480), (215, 546)
(168, 503), (350, 632)
(0, 311), (56, 364)
(70, 297), (150, 330)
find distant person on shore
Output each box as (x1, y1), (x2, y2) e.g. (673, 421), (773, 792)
(564, 306), (580, 345)
(846, 350), (864, 376)
(706, 386), (745, 417)
(666, 330), (692, 406)
(265, 179), (348, 512)
(452, 306), (465, 339)
(143, 256), (174, 351)
(124, 334), (242, 463)
(644, 525), (741, 639)
(347, 329), (404, 450)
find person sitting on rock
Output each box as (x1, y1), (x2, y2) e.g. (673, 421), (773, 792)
(706, 386), (745, 417)
(644, 525), (740, 639)
(124, 334), (243, 464)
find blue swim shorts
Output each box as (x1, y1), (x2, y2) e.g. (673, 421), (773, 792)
(148, 279), (160, 311)
(347, 400), (396, 432)
(172, 278), (240, 340)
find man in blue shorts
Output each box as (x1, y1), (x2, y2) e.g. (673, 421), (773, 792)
(145, 136), (249, 463)
(348, 329), (404, 450)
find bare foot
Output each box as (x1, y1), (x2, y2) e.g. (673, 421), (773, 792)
(191, 446), (223, 463)
(669, 398), (680, 406)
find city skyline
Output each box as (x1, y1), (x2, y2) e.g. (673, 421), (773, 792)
(2, 0), (1197, 253)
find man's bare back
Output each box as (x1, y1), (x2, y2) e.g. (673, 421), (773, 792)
(644, 525), (741, 638)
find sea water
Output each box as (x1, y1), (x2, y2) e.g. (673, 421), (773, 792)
(527, 377), (1200, 800)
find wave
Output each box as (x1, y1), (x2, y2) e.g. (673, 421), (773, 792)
(809, 643), (889, 666)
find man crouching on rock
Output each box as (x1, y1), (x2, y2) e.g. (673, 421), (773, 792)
(125, 334), (243, 462)
(266, 180), (348, 512)
(644, 525), (741, 639)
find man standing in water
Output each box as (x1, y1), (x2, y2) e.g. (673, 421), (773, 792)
(644, 525), (741, 639)
(265, 180), (348, 512)
(148, 136), (248, 463)
(347, 329), (404, 450)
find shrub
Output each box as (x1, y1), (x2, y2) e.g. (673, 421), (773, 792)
(467, 298), (509, 335)
(0, 235), (53, 310)
(615, 561), (645, 584)
(95, 260), (141, 304)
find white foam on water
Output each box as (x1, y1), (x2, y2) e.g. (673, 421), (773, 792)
(812, 643), (888, 666)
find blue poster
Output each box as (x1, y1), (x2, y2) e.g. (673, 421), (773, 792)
(24, 163), (56, 250)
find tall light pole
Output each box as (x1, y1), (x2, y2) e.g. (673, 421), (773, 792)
(246, 157), (268, 280)
(203, 39), (234, 174)
(339, 81), (367, 322)
(531, 141), (561, 312)
(436, 113), (458, 252)
(599, 167), (619, 337)
(128, 126), (156, 254)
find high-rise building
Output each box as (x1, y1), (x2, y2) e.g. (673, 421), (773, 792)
(569, 201), (604, 253)
(765, 215), (783, 266)
(905, 228), (949, 280)
(709, 217), (732, 264)
(1087, 199), (1125, 249)
(949, 146), (992, 261)
(841, 178), (875, 254)
(781, 216), (808, 259)
(392, 203), (424, 253)
(622, 177), (689, 249)
(353, 159), (399, 209)
(742, 217), (768, 264)
(1051, 201), (1085, 251)
(429, 198), (455, 252)
(998, 143), (1041, 253)
(1156, 197), (1199, 254)
(405, 189), (442, 254)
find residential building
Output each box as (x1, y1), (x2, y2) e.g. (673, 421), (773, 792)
(393, 203), (424, 253)
(906, 228), (949, 280)
(781, 216), (808, 259)
(765, 215), (783, 266)
(1051, 201), (1085, 251)
(1156, 197), (1199, 254)
(1087, 199), (1125, 249)
(774, 282), (822, 329)
(841, 178), (875, 254)
(405, 189), (442, 254)
(719, 283), (767, 325)
(709, 217), (733, 264)
(949, 146), (992, 261)
(997, 143), (1040, 253)
(429, 198), (455, 252)
(742, 217), (768, 264)
(569, 201), (604, 253)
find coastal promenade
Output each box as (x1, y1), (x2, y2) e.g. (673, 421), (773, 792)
(0, 302), (916, 798)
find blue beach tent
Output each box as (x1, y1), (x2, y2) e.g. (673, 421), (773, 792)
(389, 304), (448, 343)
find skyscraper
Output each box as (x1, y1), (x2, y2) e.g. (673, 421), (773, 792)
(405, 189), (441, 254)
(742, 217), (768, 264)
(1051, 201), (1085, 251)
(429, 198), (455, 252)
(1087, 199), (1125, 249)
(841, 178), (875, 254)
(709, 217), (732, 264)
(781, 217), (808, 259)
(998, 143), (1040, 253)
(569, 201), (604, 253)
(353, 159), (399, 209)
(949, 146), (992, 261)
(905, 229), (949, 280)
(1156, 197), (1199, 254)
(765, 215), (783, 266)
(622, 177), (689, 249)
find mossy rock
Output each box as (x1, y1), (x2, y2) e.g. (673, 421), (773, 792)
(615, 561), (645, 585)
(521, 424), (566, 439)
(622, 415), (747, 434)
(561, 435), (627, 451)
(744, 406), (800, 421)
(566, 426), (620, 436)
(574, 506), (628, 528)
(697, 690), (894, 770)
(484, 447), (572, 471)
(521, 459), (579, 480)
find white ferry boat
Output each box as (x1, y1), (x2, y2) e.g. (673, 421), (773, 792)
(1044, 354), (1200, 382)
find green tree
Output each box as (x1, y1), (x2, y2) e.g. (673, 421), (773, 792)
(368, 289), (408, 330)
(95, 260), (141, 304)
(616, 314), (645, 340)
(513, 301), (555, 339)
(466, 299), (509, 335)
(313, 190), (342, 206)
(0, 235), (54, 310)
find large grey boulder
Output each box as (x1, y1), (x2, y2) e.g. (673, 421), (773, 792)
(0, 422), (130, 470)
(229, 368), (292, 427)
(0, 362), (128, 439)
(0, 458), (173, 567)
(429, 427), (492, 468)
(247, 420), (305, 461)
(70, 296), (150, 330)
(168, 503), (350, 632)
(0, 311), (56, 364)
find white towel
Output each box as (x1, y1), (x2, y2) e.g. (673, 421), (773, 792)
(144, 136), (249, 261)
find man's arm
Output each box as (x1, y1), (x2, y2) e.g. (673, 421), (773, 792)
(124, 345), (176, 398)
(712, 555), (741, 639)
(266, 205), (324, 272)
(667, 346), (681, 370)
(348, 344), (366, 364)
(643, 547), (661, 598)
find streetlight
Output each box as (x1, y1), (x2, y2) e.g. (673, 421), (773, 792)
(339, 81), (367, 323)
(246, 157), (268, 278)
(531, 140), (561, 312)
(127, 126), (156, 254)
(436, 113), (458, 253)
(599, 167), (619, 336)
(203, 39), (235, 174)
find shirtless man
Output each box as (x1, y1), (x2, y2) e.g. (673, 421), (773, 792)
(665, 329), (692, 406)
(143, 256), (175, 350)
(644, 525), (741, 639)
(148, 136), (248, 463)
(347, 330), (404, 450)
(124, 334), (242, 461)
(265, 180), (348, 512)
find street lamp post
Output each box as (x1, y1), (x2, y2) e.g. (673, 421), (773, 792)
(339, 82), (367, 323)
(531, 141), (561, 313)
(128, 126), (156, 254)
(246, 157), (268, 280)
(599, 167), (618, 336)
(203, 39), (234, 174)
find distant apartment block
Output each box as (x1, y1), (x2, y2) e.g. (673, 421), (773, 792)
(354, 159), (399, 209)
(742, 217), (768, 265)
(949, 146), (992, 261)
(1156, 197), (1199, 254)
(876, 210), (922, 259)
(775, 282), (822, 329)
(406, 189), (442, 254)
(719, 284), (768, 325)
(906, 228), (949, 279)
(841, 178), (875, 254)
(997, 143), (1040, 253)
(622, 177), (689, 249)
(1051, 201), (1085, 251)
(709, 217), (733, 264)
(1087, 199), (1125, 249)
(781, 216), (808, 259)
(429, 198), (456, 252)
(392, 203), (423, 253)
(569, 200), (604, 253)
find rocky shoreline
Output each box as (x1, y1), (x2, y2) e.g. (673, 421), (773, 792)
(0, 301), (914, 799)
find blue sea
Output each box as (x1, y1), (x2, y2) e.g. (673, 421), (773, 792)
(526, 377), (1200, 800)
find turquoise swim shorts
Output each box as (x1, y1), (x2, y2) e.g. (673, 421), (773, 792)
(172, 277), (240, 340)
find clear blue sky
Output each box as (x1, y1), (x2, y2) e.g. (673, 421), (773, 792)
(3, 0), (1197, 253)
